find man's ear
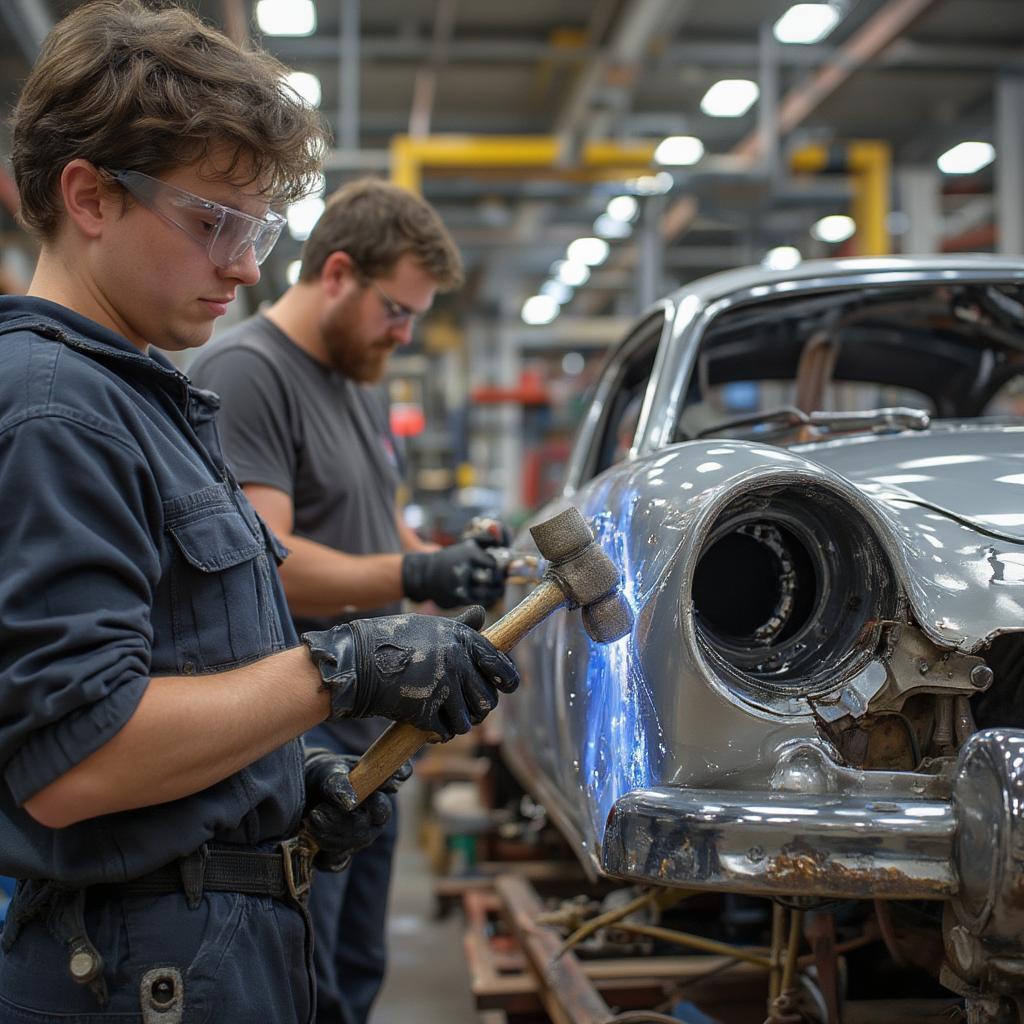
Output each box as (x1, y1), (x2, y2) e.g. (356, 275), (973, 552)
(59, 160), (114, 240)
(321, 250), (358, 298)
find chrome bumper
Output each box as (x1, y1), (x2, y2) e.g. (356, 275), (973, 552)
(602, 729), (1024, 915)
(601, 787), (958, 899)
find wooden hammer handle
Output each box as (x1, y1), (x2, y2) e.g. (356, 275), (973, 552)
(346, 580), (566, 805)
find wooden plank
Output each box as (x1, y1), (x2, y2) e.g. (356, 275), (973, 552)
(495, 874), (613, 1024)
(463, 882), (769, 1020)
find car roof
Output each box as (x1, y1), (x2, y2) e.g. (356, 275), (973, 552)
(661, 255), (1024, 312)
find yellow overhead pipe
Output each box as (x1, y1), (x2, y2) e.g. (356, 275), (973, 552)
(790, 140), (892, 256)
(390, 135), (657, 194)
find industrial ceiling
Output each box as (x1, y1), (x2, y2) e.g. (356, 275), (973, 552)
(0, 0), (1020, 324)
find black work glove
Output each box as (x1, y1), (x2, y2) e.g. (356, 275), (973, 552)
(401, 539), (505, 609)
(302, 606), (519, 741)
(302, 747), (413, 872)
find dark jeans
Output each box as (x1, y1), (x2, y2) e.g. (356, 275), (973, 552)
(310, 804), (398, 1024)
(0, 887), (313, 1023)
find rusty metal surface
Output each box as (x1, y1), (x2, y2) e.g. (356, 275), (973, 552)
(601, 786), (958, 899)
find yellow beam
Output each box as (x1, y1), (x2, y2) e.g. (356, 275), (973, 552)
(389, 134), (656, 193)
(848, 140), (891, 257)
(790, 140), (891, 256)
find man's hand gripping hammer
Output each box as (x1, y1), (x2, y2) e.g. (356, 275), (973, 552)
(344, 505), (633, 806)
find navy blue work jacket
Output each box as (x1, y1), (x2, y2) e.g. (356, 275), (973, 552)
(0, 297), (304, 884)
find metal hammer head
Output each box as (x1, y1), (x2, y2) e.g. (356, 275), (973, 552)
(529, 507), (633, 643)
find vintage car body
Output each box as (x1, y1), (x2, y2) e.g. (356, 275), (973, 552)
(501, 256), (1024, 1003)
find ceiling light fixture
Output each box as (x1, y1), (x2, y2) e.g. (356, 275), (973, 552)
(606, 195), (639, 222)
(594, 214), (632, 239)
(287, 195), (326, 241)
(629, 172), (674, 195)
(284, 71), (322, 108)
(654, 135), (705, 166)
(772, 4), (842, 45)
(567, 237), (610, 267)
(811, 214), (855, 243)
(937, 141), (995, 175)
(522, 295), (559, 326)
(256, 0), (316, 36)
(761, 246), (803, 270)
(540, 279), (574, 304)
(556, 260), (590, 287)
(700, 79), (759, 117)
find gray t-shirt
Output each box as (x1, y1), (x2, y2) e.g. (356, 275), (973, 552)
(190, 314), (402, 753)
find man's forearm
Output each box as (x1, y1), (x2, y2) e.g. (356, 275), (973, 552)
(277, 533), (406, 615)
(395, 512), (439, 554)
(23, 646), (330, 829)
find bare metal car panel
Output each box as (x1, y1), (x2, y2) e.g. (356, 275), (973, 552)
(501, 257), (1024, 909)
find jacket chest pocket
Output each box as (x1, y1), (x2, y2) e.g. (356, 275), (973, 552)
(165, 484), (287, 672)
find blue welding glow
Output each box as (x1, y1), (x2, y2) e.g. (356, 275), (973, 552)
(578, 491), (666, 834)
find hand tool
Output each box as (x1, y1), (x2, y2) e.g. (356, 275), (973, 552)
(345, 505), (633, 807)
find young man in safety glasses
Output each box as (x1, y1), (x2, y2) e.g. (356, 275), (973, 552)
(0, 3), (517, 1021)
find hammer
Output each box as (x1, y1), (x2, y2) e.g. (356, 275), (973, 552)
(343, 505), (633, 806)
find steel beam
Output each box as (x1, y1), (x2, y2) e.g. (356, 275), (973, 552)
(408, 0), (458, 138)
(897, 166), (941, 254)
(662, 0), (938, 243)
(0, 0), (51, 64)
(996, 76), (1024, 256)
(555, 0), (693, 149)
(389, 135), (655, 194)
(338, 0), (360, 151)
(264, 37), (1024, 74)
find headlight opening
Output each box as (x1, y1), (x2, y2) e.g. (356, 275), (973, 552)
(690, 485), (897, 702)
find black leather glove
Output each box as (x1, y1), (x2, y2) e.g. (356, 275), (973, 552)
(302, 606), (519, 741)
(401, 539), (505, 609)
(302, 747), (412, 872)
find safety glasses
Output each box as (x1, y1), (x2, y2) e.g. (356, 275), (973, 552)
(109, 169), (286, 269)
(365, 278), (419, 328)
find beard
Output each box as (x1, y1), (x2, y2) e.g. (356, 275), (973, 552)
(319, 294), (396, 383)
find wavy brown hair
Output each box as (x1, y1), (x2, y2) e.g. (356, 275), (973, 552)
(11, 0), (326, 239)
(300, 178), (463, 290)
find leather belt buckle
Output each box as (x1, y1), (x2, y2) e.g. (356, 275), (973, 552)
(279, 837), (313, 903)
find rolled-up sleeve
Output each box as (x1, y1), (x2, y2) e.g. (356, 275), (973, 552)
(0, 412), (162, 804)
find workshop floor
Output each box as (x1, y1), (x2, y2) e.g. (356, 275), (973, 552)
(372, 774), (479, 1022)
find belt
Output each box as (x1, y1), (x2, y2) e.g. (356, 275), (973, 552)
(98, 838), (314, 905)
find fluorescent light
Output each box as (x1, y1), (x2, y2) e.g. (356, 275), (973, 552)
(654, 135), (705, 166)
(594, 214), (632, 239)
(256, 0), (316, 36)
(700, 79), (759, 117)
(628, 171), (674, 195)
(937, 141), (995, 175)
(555, 260), (590, 287)
(287, 195), (325, 240)
(284, 71), (322, 108)
(761, 246), (802, 270)
(811, 214), (855, 243)
(540, 279), (573, 304)
(286, 259), (302, 285)
(606, 195), (639, 222)
(773, 4), (841, 44)
(522, 295), (559, 326)
(567, 237), (609, 267)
